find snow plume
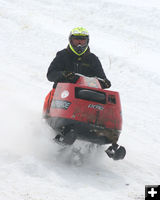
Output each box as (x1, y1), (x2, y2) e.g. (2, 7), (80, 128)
(0, 90), (47, 157)
(0, 88), (103, 165)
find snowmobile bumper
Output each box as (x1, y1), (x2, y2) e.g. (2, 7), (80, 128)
(46, 116), (120, 145)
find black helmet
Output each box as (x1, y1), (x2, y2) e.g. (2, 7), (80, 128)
(69, 27), (89, 56)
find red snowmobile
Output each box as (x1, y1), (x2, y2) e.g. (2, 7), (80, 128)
(43, 74), (126, 160)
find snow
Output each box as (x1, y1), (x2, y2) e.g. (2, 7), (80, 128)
(0, 0), (160, 199)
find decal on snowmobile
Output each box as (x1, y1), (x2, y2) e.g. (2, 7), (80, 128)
(88, 104), (104, 110)
(61, 90), (69, 98)
(51, 100), (71, 110)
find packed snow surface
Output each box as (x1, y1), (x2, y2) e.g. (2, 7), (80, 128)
(0, 0), (160, 199)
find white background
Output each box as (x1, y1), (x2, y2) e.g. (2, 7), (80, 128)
(0, 0), (160, 199)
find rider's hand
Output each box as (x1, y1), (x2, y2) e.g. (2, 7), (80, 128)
(63, 71), (76, 80)
(100, 79), (111, 88)
(62, 71), (80, 83)
(104, 79), (111, 88)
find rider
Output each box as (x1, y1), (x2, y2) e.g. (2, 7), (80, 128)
(47, 26), (111, 89)
(44, 27), (111, 114)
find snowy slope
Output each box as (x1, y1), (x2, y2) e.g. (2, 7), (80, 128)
(0, 0), (160, 199)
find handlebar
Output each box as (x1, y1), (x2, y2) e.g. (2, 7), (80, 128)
(75, 73), (105, 82)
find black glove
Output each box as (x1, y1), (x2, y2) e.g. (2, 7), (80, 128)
(100, 79), (111, 89)
(62, 71), (80, 83)
(62, 71), (76, 80)
(104, 79), (111, 88)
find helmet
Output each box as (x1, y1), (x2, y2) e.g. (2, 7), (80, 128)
(69, 27), (89, 56)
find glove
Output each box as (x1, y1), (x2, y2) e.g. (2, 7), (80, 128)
(101, 79), (111, 88)
(62, 71), (80, 83)
(62, 71), (76, 80)
(104, 79), (111, 88)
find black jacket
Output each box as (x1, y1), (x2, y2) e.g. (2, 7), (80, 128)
(47, 46), (109, 88)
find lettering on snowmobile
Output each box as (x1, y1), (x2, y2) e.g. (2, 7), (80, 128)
(88, 104), (104, 110)
(51, 100), (71, 110)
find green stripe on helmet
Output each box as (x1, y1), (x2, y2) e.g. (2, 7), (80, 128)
(69, 43), (88, 56)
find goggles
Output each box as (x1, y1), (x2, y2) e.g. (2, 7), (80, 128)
(71, 36), (88, 46)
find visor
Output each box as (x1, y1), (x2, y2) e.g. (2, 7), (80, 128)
(71, 36), (88, 46)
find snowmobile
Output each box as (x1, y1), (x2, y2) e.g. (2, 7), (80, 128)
(43, 74), (126, 160)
